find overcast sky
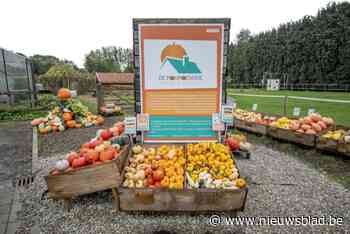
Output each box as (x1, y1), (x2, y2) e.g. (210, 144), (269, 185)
(0, 0), (343, 68)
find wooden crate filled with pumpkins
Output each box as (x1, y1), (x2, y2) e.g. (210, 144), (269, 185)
(45, 121), (130, 209)
(118, 143), (248, 212)
(267, 113), (334, 147)
(316, 125), (350, 156)
(233, 109), (277, 135)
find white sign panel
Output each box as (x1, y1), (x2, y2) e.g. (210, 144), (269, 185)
(308, 108), (316, 115)
(143, 39), (217, 90)
(252, 104), (258, 111)
(293, 107), (301, 117)
(137, 114), (149, 131)
(124, 117), (137, 135)
(212, 113), (224, 131)
(221, 105), (234, 125)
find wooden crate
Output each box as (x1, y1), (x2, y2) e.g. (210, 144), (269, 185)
(118, 187), (247, 212)
(234, 118), (268, 135)
(267, 127), (318, 147)
(316, 126), (350, 157)
(45, 142), (131, 209)
(118, 144), (248, 212)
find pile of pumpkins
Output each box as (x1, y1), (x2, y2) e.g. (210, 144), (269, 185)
(123, 145), (186, 189)
(233, 109), (276, 125)
(270, 113), (334, 135)
(224, 132), (253, 152)
(50, 121), (128, 175)
(31, 88), (104, 134)
(100, 103), (122, 115)
(186, 143), (246, 189)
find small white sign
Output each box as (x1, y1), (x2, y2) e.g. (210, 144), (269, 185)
(252, 104), (258, 111)
(212, 113), (224, 131)
(293, 107), (301, 117)
(137, 114), (149, 131)
(124, 117), (137, 135)
(221, 105), (234, 125)
(232, 102), (237, 109)
(308, 108), (316, 115)
(70, 90), (77, 97)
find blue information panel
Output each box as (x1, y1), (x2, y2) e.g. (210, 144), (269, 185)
(144, 116), (216, 140)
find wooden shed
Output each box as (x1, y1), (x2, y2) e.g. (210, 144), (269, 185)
(96, 73), (134, 115)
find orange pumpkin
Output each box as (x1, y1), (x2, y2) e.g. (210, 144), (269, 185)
(57, 88), (71, 101)
(96, 116), (105, 125)
(66, 120), (76, 128)
(63, 112), (73, 121)
(99, 149), (114, 161)
(75, 123), (82, 128)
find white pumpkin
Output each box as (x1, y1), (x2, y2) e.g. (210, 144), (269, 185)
(55, 159), (69, 171)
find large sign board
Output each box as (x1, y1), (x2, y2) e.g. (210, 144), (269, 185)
(134, 19), (230, 142)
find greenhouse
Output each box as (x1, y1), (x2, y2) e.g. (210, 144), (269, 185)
(0, 48), (36, 107)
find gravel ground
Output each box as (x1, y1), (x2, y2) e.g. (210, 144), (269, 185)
(38, 116), (123, 158)
(14, 136), (350, 234)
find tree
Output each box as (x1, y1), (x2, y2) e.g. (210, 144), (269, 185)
(227, 2), (350, 86)
(30, 55), (78, 76)
(236, 29), (252, 43)
(84, 46), (133, 73)
(39, 64), (81, 90)
(30, 55), (60, 75)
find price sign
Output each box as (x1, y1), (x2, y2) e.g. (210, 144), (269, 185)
(293, 107), (301, 117)
(232, 102), (237, 109)
(308, 108), (316, 115)
(124, 117), (137, 135)
(221, 105), (234, 125)
(137, 113), (149, 131)
(212, 113), (224, 131)
(252, 104), (258, 111)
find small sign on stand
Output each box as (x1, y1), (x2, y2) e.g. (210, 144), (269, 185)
(252, 104), (258, 112)
(232, 102), (237, 110)
(124, 117), (137, 135)
(212, 113), (224, 143)
(308, 108), (316, 115)
(137, 114), (149, 131)
(293, 107), (301, 117)
(221, 105), (234, 125)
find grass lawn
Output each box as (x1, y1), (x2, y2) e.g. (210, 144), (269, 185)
(229, 89), (350, 100)
(78, 95), (98, 114)
(228, 89), (350, 125)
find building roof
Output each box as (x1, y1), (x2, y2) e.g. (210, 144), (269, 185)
(96, 73), (134, 84)
(162, 56), (201, 74)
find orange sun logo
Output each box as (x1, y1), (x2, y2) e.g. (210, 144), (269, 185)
(160, 43), (186, 63)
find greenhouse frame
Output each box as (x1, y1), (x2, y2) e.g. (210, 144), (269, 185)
(0, 48), (36, 107)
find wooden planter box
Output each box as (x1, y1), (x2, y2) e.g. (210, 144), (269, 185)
(316, 126), (350, 157)
(267, 127), (318, 147)
(45, 141), (131, 209)
(234, 118), (268, 135)
(118, 187), (248, 212)
(118, 144), (248, 212)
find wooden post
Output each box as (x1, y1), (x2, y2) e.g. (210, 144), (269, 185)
(112, 188), (119, 211)
(283, 96), (288, 116)
(64, 198), (72, 211)
(96, 83), (103, 114)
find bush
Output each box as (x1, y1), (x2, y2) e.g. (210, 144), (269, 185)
(37, 94), (59, 109)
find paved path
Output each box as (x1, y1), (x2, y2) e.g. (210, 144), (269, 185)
(0, 122), (32, 234)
